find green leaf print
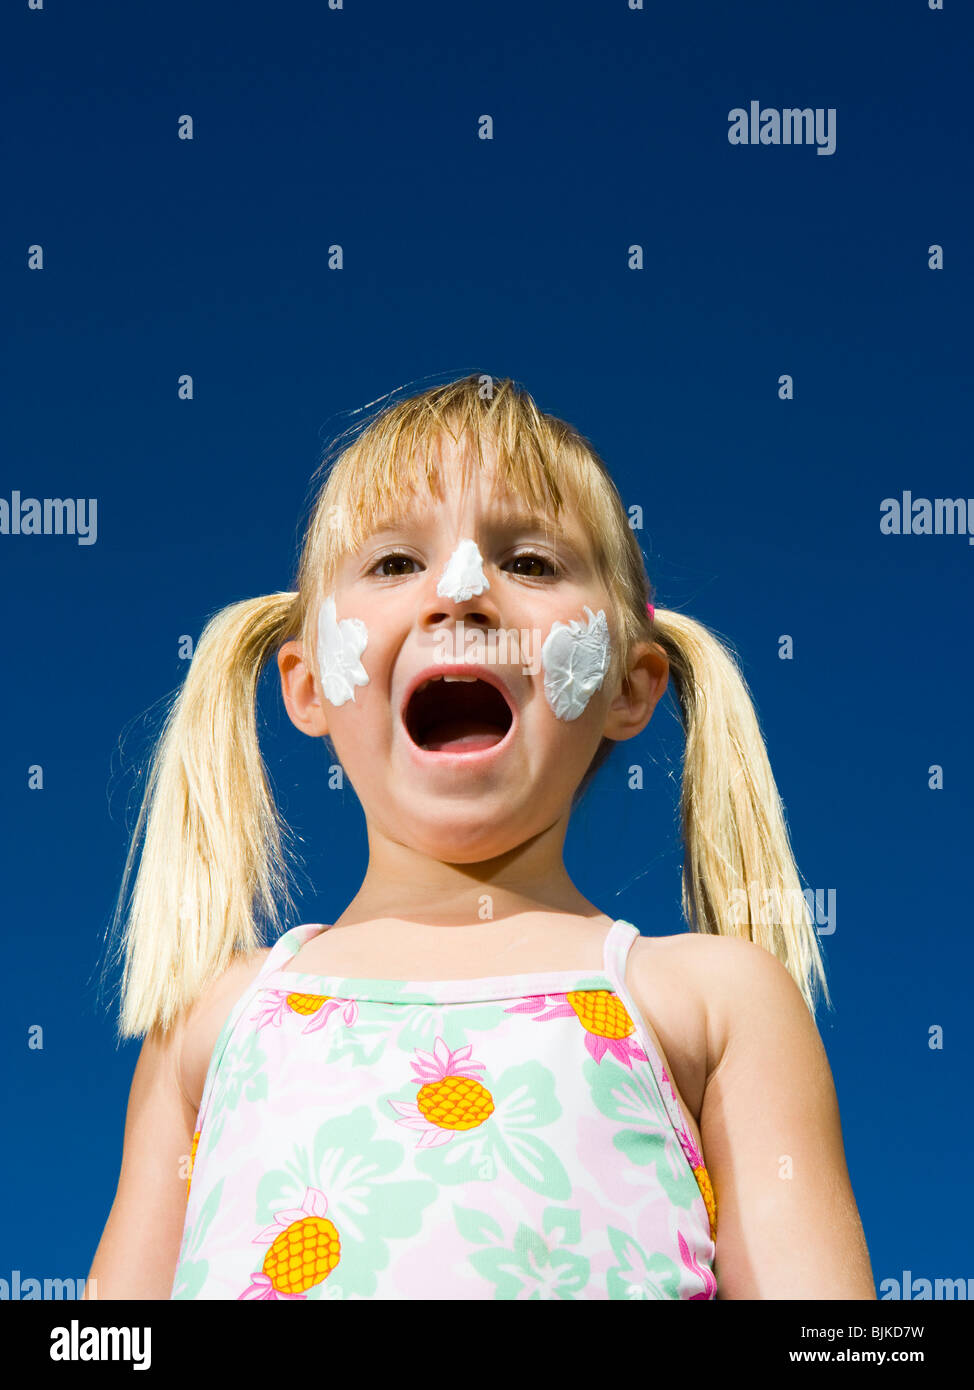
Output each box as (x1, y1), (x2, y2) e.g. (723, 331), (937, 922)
(583, 1053), (699, 1211)
(322, 1018), (390, 1068)
(411, 1060), (571, 1200)
(171, 1260), (208, 1300)
(323, 998), (510, 1070)
(388, 1000), (512, 1058)
(455, 1201), (592, 1299)
(254, 1105), (438, 1299)
(172, 1177), (224, 1300)
(542, 1206), (581, 1244)
(605, 1226), (681, 1300)
(255, 1141), (315, 1221)
(205, 1030), (267, 1149)
(467, 1219), (590, 1299)
(185, 1176), (225, 1259)
(452, 1203), (505, 1247)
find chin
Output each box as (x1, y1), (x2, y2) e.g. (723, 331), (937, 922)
(386, 809), (529, 864)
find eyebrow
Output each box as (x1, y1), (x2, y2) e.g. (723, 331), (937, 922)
(368, 507), (568, 541)
(488, 507), (566, 537)
(370, 513), (586, 566)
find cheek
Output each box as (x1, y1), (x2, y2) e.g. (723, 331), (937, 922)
(316, 595), (370, 707)
(540, 607), (611, 720)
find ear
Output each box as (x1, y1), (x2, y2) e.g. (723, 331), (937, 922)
(278, 640), (331, 738)
(601, 640), (669, 742)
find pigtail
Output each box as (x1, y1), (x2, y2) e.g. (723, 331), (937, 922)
(111, 592), (300, 1040)
(652, 607), (831, 1015)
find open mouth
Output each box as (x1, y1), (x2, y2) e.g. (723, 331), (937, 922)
(404, 675), (514, 753)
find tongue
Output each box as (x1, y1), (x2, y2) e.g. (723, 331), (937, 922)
(421, 719), (506, 752)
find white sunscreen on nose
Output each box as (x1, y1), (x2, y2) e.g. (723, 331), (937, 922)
(316, 594), (369, 706)
(541, 606), (611, 720)
(436, 539), (490, 603)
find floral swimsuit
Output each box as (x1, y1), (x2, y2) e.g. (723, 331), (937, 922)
(172, 918), (717, 1300)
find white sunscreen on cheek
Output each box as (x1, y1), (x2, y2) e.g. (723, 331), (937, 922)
(436, 539), (490, 603)
(541, 606), (611, 720)
(316, 594), (369, 706)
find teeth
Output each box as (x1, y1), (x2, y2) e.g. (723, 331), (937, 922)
(416, 674), (479, 694)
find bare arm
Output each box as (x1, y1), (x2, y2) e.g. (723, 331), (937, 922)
(84, 1018), (197, 1300)
(84, 950), (270, 1300)
(696, 937), (876, 1300)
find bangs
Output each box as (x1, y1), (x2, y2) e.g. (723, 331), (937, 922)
(320, 378), (591, 572)
(331, 411), (571, 563)
(295, 374), (648, 690)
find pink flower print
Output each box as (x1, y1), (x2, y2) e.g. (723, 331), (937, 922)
(252, 987), (357, 1033)
(661, 1063), (708, 1169)
(678, 1229), (717, 1300)
(505, 991), (649, 1069)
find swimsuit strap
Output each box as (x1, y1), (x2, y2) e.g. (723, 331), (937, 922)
(254, 922), (326, 979)
(601, 918), (641, 984)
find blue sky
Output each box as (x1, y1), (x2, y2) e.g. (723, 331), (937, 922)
(2, 0), (971, 1297)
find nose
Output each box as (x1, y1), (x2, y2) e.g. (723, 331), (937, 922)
(417, 582), (494, 632)
(417, 538), (498, 631)
(415, 581), (496, 670)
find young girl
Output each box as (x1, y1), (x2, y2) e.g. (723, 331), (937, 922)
(87, 375), (875, 1300)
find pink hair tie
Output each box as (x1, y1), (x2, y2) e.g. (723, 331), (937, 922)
(646, 601), (655, 620)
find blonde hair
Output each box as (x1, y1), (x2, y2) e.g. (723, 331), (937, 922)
(107, 372), (830, 1039)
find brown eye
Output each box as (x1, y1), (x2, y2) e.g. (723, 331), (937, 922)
(372, 553), (418, 577)
(506, 552), (557, 578)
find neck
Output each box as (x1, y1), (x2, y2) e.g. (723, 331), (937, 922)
(332, 814), (600, 931)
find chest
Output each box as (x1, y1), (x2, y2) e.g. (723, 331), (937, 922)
(184, 933), (710, 1159)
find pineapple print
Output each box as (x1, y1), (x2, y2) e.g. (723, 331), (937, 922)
(286, 992), (330, 1017)
(507, 989), (649, 1067)
(566, 989), (633, 1041)
(185, 1128), (201, 1197)
(388, 1037), (495, 1148)
(240, 1187), (341, 1300)
(693, 1166), (718, 1244)
(253, 988), (355, 1034)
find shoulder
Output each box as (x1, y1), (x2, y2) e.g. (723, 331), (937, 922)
(178, 947), (274, 1112)
(629, 932), (808, 1080)
(624, 931), (718, 1122)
